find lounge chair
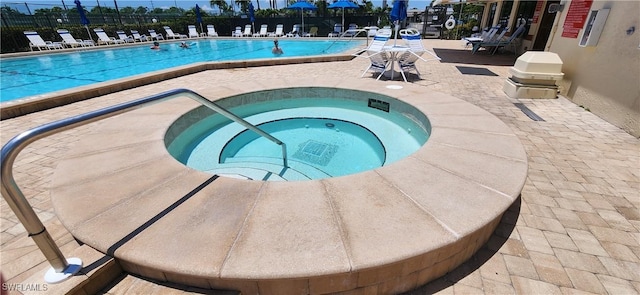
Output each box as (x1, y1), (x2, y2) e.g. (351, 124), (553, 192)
(188, 25), (199, 38)
(163, 26), (186, 39)
(268, 24), (284, 37)
(471, 24), (526, 55)
(343, 23), (358, 37)
(130, 30), (147, 42)
(357, 33), (392, 80)
(148, 29), (164, 40)
(206, 24), (219, 37)
(253, 24), (268, 37)
(328, 23), (342, 37)
(303, 26), (318, 37)
(93, 28), (125, 45)
(242, 24), (253, 37)
(462, 25), (499, 48)
(232, 26), (243, 37)
(286, 24), (302, 37)
(56, 29), (94, 47)
(116, 30), (134, 43)
(23, 31), (63, 51)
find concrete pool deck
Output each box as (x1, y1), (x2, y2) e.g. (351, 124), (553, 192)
(1, 40), (639, 294)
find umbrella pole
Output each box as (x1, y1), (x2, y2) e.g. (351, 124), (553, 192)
(342, 8), (345, 33)
(200, 23), (203, 36)
(394, 21), (399, 46)
(84, 25), (92, 42)
(301, 9), (304, 35)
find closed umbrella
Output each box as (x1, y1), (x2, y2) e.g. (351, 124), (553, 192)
(195, 4), (203, 34)
(74, 0), (92, 42)
(389, 0), (408, 45)
(327, 0), (359, 34)
(248, 2), (255, 34)
(285, 0), (317, 34)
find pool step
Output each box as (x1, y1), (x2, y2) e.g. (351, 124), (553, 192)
(206, 156), (333, 181)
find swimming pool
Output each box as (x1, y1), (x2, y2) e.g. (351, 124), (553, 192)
(166, 88), (430, 181)
(0, 39), (364, 103)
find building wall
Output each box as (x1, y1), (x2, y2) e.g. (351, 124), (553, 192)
(547, 0), (639, 137)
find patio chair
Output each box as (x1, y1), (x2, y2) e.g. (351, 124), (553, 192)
(23, 31), (63, 51)
(358, 34), (392, 80)
(462, 25), (499, 48)
(471, 24), (526, 55)
(206, 24), (219, 37)
(148, 29), (164, 40)
(116, 30), (134, 43)
(232, 26), (243, 37)
(163, 26), (186, 39)
(242, 24), (253, 37)
(286, 24), (302, 37)
(328, 23), (343, 37)
(56, 29), (94, 47)
(188, 25), (200, 38)
(396, 30), (441, 82)
(303, 26), (318, 37)
(93, 28), (125, 45)
(268, 24), (284, 37)
(130, 30), (148, 42)
(253, 24), (268, 37)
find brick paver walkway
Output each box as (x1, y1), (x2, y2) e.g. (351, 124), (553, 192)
(1, 40), (638, 294)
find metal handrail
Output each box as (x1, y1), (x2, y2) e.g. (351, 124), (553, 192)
(0, 88), (287, 277)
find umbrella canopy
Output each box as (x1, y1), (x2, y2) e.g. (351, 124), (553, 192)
(74, 0), (92, 41)
(328, 0), (359, 33)
(390, 0), (408, 44)
(285, 1), (317, 34)
(195, 4), (203, 33)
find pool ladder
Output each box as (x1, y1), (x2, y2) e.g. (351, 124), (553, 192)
(0, 88), (287, 283)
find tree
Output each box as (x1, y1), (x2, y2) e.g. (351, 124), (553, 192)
(211, 0), (230, 14)
(134, 6), (148, 14)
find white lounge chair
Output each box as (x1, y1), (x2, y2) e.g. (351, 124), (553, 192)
(343, 23), (358, 37)
(116, 30), (134, 43)
(130, 30), (147, 42)
(188, 25), (199, 38)
(148, 29), (164, 40)
(286, 24), (302, 37)
(56, 29), (94, 47)
(93, 28), (124, 45)
(163, 26), (186, 39)
(23, 31), (63, 51)
(232, 26), (243, 37)
(242, 24), (253, 37)
(206, 24), (218, 37)
(253, 24), (268, 37)
(268, 24), (284, 37)
(328, 23), (342, 37)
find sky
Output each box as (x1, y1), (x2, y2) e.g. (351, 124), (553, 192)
(6, 0), (435, 14)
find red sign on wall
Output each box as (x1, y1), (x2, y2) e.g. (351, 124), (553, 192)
(532, 1), (544, 24)
(561, 0), (594, 38)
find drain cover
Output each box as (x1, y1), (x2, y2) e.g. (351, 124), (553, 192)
(293, 140), (338, 166)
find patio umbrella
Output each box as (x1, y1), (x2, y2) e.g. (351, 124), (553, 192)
(195, 4), (203, 34)
(248, 2), (255, 34)
(285, 0), (317, 34)
(389, 0), (408, 45)
(327, 0), (359, 34)
(74, 0), (92, 42)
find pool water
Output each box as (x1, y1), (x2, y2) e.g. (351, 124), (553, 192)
(0, 39), (363, 103)
(168, 96), (430, 181)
